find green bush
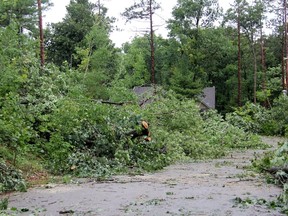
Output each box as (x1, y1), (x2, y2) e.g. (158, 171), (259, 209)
(202, 110), (265, 150)
(261, 120), (279, 136)
(67, 150), (112, 178)
(0, 93), (35, 165)
(0, 159), (26, 193)
(225, 102), (267, 134)
(225, 98), (288, 137)
(269, 96), (288, 136)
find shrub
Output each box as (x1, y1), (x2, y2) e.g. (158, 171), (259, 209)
(0, 159), (26, 193)
(269, 96), (288, 136)
(225, 98), (288, 137)
(225, 102), (267, 134)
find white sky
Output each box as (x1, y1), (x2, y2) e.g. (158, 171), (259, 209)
(43, 0), (234, 47)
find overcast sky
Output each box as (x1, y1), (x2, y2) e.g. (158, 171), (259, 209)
(43, 0), (234, 47)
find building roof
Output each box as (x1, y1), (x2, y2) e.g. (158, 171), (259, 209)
(133, 86), (215, 109)
(200, 87), (215, 109)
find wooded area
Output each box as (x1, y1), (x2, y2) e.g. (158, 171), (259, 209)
(0, 0), (287, 212)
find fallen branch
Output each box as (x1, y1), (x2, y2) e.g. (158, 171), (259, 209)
(100, 100), (128, 106)
(262, 167), (288, 175)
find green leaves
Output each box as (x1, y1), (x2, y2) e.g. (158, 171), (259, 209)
(169, 0), (221, 31)
(0, 159), (27, 193)
(0, 0), (51, 34)
(226, 96), (288, 136)
(46, 0), (97, 67)
(252, 141), (288, 212)
(120, 37), (151, 88)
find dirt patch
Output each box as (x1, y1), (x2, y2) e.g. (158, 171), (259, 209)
(1, 136), (286, 215)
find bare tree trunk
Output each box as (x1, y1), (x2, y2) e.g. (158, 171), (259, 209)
(260, 27), (269, 107)
(237, 6), (242, 107)
(98, 0), (101, 15)
(149, 0), (155, 86)
(281, 0), (286, 89)
(285, 0), (288, 90)
(282, 39), (285, 90)
(253, 46), (257, 104)
(37, 0), (45, 67)
(261, 28), (266, 92)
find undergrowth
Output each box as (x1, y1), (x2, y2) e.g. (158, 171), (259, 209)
(252, 140), (288, 213)
(0, 159), (26, 193)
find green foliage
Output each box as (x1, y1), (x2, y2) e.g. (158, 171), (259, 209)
(166, 0), (231, 101)
(256, 90), (271, 103)
(141, 94), (266, 162)
(271, 142), (288, 168)
(269, 96), (288, 136)
(252, 141), (288, 212)
(225, 97), (288, 137)
(122, 0), (160, 22)
(202, 110), (265, 150)
(75, 16), (119, 99)
(120, 37), (151, 88)
(281, 184), (288, 213)
(67, 151), (112, 178)
(45, 0), (97, 66)
(0, 198), (8, 210)
(0, 0), (282, 193)
(168, 0), (221, 32)
(0, 21), (36, 96)
(226, 102), (267, 133)
(0, 93), (35, 165)
(0, 159), (26, 193)
(264, 66), (282, 101)
(0, 0), (51, 34)
(27, 86), (266, 176)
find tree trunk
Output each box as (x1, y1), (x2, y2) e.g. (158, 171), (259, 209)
(260, 27), (269, 107)
(282, 27), (286, 89)
(253, 45), (257, 104)
(261, 28), (266, 91)
(37, 0), (45, 67)
(285, 0), (288, 90)
(98, 0), (101, 15)
(237, 5), (242, 107)
(149, 0), (155, 86)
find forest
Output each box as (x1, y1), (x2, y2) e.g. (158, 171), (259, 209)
(0, 0), (288, 212)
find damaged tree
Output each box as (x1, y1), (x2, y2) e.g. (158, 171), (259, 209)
(126, 120), (151, 141)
